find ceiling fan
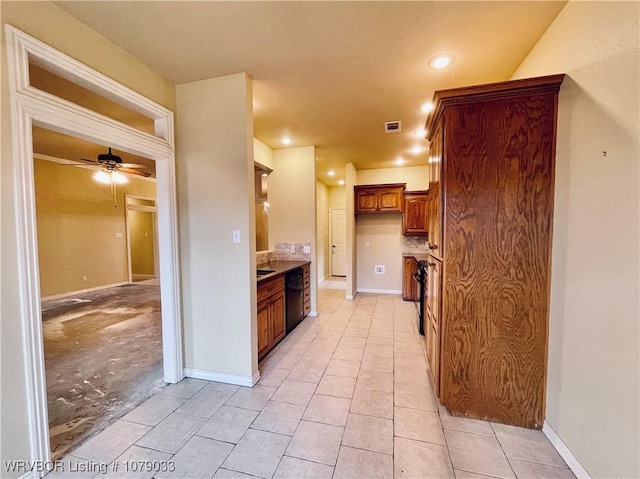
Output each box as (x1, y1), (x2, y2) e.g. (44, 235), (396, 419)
(75, 147), (151, 181)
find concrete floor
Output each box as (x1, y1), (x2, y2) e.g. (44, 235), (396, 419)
(42, 284), (164, 459)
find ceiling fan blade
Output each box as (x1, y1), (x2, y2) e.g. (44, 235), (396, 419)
(119, 167), (152, 177)
(119, 163), (147, 169)
(78, 157), (102, 164)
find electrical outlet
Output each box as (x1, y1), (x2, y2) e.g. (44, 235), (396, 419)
(374, 265), (385, 275)
(82, 275), (88, 282)
(303, 245), (310, 254)
(290, 245), (296, 254)
(115, 232), (123, 238)
(365, 241), (370, 247)
(425, 241), (429, 248)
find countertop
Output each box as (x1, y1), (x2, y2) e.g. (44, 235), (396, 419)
(402, 251), (432, 262)
(257, 261), (310, 283)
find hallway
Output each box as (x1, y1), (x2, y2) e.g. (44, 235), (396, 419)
(48, 288), (573, 478)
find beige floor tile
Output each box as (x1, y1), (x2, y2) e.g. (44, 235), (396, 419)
(103, 445), (171, 479)
(136, 413), (206, 454)
(222, 429), (290, 478)
(271, 379), (317, 406)
(334, 446), (393, 479)
(394, 365), (431, 387)
(394, 382), (437, 411)
(509, 459), (576, 479)
(225, 385), (275, 411)
(157, 378), (207, 399)
(333, 345), (364, 361)
(122, 394), (186, 427)
(176, 384), (238, 418)
(445, 429), (516, 479)
(366, 334), (394, 346)
(252, 400), (306, 436)
(213, 468), (260, 478)
(156, 436), (233, 479)
(342, 328), (369, 339)
(324, 359), (360, 378)
(73, 420), (151, 463)
(455, 469), (500, 479)
(492, 423), (567, 467)
(394, 437), (454, 479)
(287, 362), (327, 383)
(438, 403), (494, 436)
(394, 407), (446, 445)
(342, 412), (393, 455)
(285, 420), (344, 466)
(350, 388), (393, 419)
(197, 405), (259, 443)
(44, 455), (101, 478)
(300, 350), (334, 365)
(356, 369), (394, 393)
(394, 351), (427, 368)
(360, 356), (394, 374)
(364, 344), (394, 359)
(267, 352), (302, 370)
(302, 394), (351, 426)
(315, 329), (344, 341)
(273, 456), (334, 479)
(339, 336), (367, 349)
(257, 367), (290, 388)
(315, 375), (356, 398)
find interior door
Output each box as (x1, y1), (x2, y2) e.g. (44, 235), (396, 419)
(330, 208), (346, 276)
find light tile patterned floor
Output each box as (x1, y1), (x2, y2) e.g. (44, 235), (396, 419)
(49, 287), (575, 479)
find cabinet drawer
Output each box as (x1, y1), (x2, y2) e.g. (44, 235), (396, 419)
(303, 277), (310, 289)
(257, 275), (285, 302)
(303, 300), (311, 315)
(302, 264), (310, 278)
(303, 288), (311, 302)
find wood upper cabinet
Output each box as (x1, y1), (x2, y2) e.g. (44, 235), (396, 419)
(425, 74), (564, 429)
(354, 183), (405, 214)
(257, 276), (286, 361)
(402, 256), (419, 301)
(403, 191), (429, 235)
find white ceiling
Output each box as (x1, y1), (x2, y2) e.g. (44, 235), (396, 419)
(54, 1), (566, 186)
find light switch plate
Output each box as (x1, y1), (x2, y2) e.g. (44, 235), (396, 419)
(303, 245), (310, 254)
(289, 245), (296, 253)
(233, 230), (241, 243)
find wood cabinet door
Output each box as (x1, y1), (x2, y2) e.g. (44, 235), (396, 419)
(257, 299), (271, 360)
(270, 290), (286, 345)
(355, 189), (378, 213)
(402, 257), (418, 301)
(427, 184), (442, 256)
(403, 193), (428, 235)
(428, 259), (442, 395)
(378, 187), (403, 212)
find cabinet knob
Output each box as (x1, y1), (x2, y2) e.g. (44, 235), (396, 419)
(428, 244), (438, 250)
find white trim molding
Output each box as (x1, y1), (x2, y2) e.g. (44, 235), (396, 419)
(41, 282), (129, 301)
(4, 24), (183, 472)
(357, 288), (402, 295)
(185, 368), (261, 388)
(543, 422), (591, 479)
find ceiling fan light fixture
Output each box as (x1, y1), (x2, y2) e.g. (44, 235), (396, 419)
(93, 170), (111, 184)
(111, 170), (128, 184)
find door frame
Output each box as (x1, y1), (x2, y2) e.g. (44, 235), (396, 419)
(125, 194), (159, 284)
(5, 25), (184, 466)
(329, 207), (347, 277)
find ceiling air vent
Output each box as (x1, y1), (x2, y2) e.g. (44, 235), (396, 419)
(384, 121), (401, 133)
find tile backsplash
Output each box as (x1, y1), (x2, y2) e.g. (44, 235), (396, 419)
(256, 250), (275, 267)
(274, 242), (312, 262)
(402, 235), (429, 253)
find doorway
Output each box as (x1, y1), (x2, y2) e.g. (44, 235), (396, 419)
(126, 195), (159, 284)
(6, 26), (182, 465)
(330, 208), (347, 277)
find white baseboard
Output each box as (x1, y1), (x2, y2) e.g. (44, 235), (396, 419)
(41, 281), (129, 301)
(308, 311), (318, 317)
(185, 368), (260, 387)
(345, 294), (355, 300)
(542, 421), (591, 479)
(357, 288), (402, 295)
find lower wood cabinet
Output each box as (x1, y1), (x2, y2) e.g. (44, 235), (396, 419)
(424, 257), (442, 395)
(257, 276), (286, 361)
(302, 264), (311, 316)
(402, 257), (418, 301)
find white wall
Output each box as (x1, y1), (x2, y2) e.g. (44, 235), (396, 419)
(316, 181), (329, 282)
(357, 165), (429, 190)
(254, 138), (274, 171)
(345, 163), (358, 299)
(268, 146), (318, 313)
(512, 2), (639, 476)
(177, 73), (257, 383)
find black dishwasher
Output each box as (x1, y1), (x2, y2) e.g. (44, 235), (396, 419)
(285, 269), (304, 333)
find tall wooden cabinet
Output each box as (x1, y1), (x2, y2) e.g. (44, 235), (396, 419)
(424, 74), (564, 429)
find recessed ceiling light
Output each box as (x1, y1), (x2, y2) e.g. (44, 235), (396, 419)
(410, 145), (425, 155)
(420, 103), (434, 114)
(328, 170), (335, 177)
(413, 128), (427, 138)
(428, 53), (455, 70)
(261, 173), (268, 177)
(338, 180), (345, 186)
(395, 157), (405, 166)
(280, 137), (292, 145)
